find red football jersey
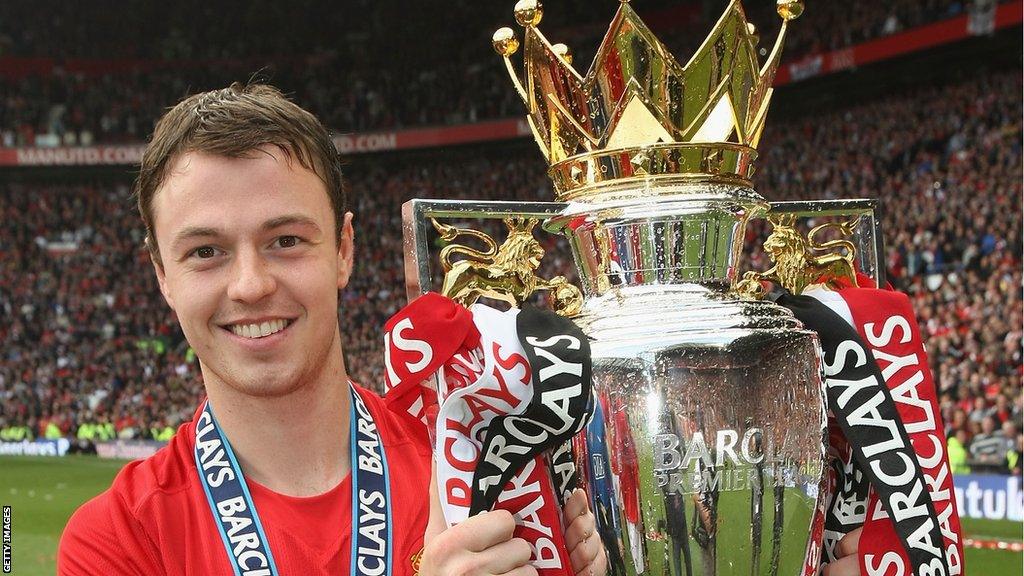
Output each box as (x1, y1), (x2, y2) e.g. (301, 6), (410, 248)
(58, 385), (432, 575)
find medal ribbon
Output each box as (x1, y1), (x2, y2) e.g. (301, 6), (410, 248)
(194, 384), (393, 576)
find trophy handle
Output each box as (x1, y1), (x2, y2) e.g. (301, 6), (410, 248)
(736, 199), (884, 297)
(402, 199), (581, 316)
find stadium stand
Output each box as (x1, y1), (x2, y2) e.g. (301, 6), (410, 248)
(1, 64), (1020, 472)
(0, 0), (988, 144)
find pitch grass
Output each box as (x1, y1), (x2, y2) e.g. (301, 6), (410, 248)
(2, 456), (127, 575)
(1, 455), (1021, 575)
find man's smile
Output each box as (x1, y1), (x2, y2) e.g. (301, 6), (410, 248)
(220, 317), (297, 340)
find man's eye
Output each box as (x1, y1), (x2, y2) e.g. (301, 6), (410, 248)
(192, 246), (218, 259)
(276, 236), (301, 248)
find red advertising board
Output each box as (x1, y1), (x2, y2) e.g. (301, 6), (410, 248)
(332, 118), (532, 154)
(776, 2), (1022, 84)
(0, 145), (146, 167)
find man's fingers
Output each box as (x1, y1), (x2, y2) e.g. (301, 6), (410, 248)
(574, 543), (608, 576)
(569, 529), (600, 573)
(565, 510), (597, 551)
(823, 555), (859, 576)
(563, 490), (594, 550)
(452, 509), (519, 552)
(562, 488), (589, 523)
(498, 566), (540, 576)
(594, 544), (608, 576)
(420, 501), (523, 576)
(824, 527), (863, 576)
(837, 526), (862, 558)
(563, 489), (607, 576)
(485, 537), (533, 574)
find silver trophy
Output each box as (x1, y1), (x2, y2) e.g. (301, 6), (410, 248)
(399, 0), (871, 573)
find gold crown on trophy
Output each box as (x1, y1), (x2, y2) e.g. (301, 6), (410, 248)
(493, 0), (803, 200)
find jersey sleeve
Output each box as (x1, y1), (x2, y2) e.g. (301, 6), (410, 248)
(58, 490), (164, 576)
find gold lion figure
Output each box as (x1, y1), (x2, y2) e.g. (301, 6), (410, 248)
(736, 214), (859, 298)
(432, 218), (583, 316)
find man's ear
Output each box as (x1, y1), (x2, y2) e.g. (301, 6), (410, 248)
(150, 242), (175, 311)
(337, 212), (355, 289)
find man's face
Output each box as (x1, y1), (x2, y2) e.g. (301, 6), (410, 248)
(151, 146), (353, 398)
(982, 417), (996, 434)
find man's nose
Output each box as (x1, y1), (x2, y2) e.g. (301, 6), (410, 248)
(227, 248), (277, 303)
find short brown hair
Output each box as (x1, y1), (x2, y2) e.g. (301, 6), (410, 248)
(135, 82), (346, 266)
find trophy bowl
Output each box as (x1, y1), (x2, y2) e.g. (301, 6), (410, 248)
(547, 182), (829, 576)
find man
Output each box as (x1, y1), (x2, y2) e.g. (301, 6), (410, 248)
(947, 427), (971, 475)
(969, 415), (1014, 471)
(58, 83), (605, 576)
(1009, 430), (1023, 476)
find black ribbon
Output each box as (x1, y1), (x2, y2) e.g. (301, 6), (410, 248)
(822, 442), (871, 564)
(547, 438), (580, 506)
(469, 305), (593, 515)
(777, 294), (950, 575)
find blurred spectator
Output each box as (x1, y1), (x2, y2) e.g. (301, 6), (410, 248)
(1009, 431), (1023, 475)
(948, 428), (972, 475)
(969, 416), (1015, 470)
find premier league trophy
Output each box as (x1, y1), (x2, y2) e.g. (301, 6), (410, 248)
(400, 1), (835, 574)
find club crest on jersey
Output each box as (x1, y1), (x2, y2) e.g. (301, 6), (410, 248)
(410, 548), (423, 576)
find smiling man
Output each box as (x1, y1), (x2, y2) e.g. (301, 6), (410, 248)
(57, 83), (605, 576)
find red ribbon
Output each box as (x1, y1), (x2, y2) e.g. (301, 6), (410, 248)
(382, 294), (574, 575)
(382, 292), (479, 425)
(840, 286), (965, 576)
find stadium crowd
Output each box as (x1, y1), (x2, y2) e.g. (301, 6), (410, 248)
(2, 29), (1024, 473)
(0, 71), (1020, 474)
(0, 0), (983, 146)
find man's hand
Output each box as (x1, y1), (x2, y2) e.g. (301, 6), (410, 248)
(823, 527), (863, 576)
(562, 489), (607, 576)
(421, 463), (535, 576)
(421, 508), (537, 576)
(422, 464), (607, 575)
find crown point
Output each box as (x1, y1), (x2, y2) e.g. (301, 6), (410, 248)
(552, 43), (573, 65)
(776, 0), (804, 21)
(493, 27), (520, 56)
(747, 22), (759, 44)
(514, 0), (543, 27)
